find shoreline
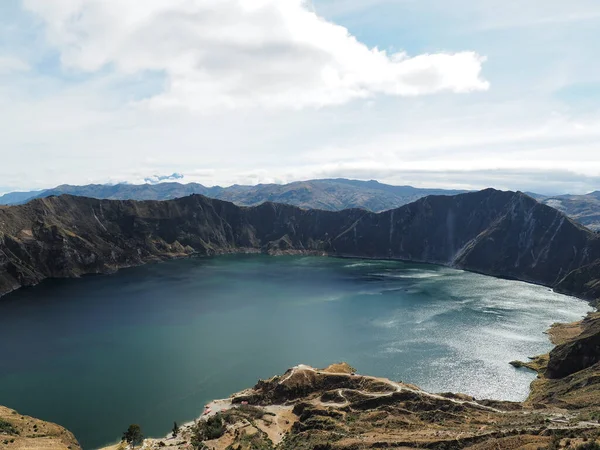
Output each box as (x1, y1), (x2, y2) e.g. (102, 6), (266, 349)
(97, 398), (238, 450)
(3, 249), (596, 306)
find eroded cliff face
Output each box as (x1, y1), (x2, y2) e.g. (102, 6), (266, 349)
(523, 313), (600, 411)
(546, 313), (600, 380)
(1, 189), (600, 301)
(0, 194), (361, 297)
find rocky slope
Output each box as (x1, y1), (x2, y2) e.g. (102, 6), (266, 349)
(1, 189), (600, 300)
(555, 261), (600, 305)
(526, 312), (600, 407)
(0, 405), (81, 450)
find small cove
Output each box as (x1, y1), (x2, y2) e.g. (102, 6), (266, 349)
(0, 255), (591, 449)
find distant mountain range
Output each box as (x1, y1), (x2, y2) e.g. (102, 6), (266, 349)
(529, 191), (600, 231)
(0, 189), (46, 205)
(0, 179), (468, 210)
(1, 179), (599, 230)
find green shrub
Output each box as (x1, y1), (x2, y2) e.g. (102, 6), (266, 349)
(122, 424), (143, 449)
(0, 419), (18, 436)
(192, 414), (226, 444)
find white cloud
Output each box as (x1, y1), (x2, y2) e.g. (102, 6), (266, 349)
(0, 56), (30, 73)
(0, 0), (597, 195)
(144, 173), (185, 184)
(22, 0), (488, 110)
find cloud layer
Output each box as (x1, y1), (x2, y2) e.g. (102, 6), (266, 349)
(23, 0), (489, 109)
(144, 173), (185, 184)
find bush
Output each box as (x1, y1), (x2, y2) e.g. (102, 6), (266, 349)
(192, 414), (226, 444)
(0, 419), (18, 436)
(575, 442), (600, 450)
(205, 415), (226, 440)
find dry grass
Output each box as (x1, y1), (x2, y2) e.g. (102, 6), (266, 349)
(0, 406), (80, 450)
(320, 363), (356, 374)
(548, 320), (587, 345)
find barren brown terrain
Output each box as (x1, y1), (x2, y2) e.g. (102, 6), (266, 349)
(0, 406), (80, 450)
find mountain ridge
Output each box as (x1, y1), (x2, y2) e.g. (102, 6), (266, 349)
(3, 179), (599, 231)
(0, 179), (469, 210)
(1, 188), (599, 301)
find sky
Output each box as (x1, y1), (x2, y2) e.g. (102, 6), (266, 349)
(1, 0), (599, 195)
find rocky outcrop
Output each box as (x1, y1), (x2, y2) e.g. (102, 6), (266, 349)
(546, 314), (600, 379)
(521, 313), (600, 410)
(1, 189), (600, 301)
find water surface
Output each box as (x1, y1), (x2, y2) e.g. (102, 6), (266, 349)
(0, 255), (591, 448)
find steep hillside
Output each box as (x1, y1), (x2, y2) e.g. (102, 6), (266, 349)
(555, 260), (600, 304)
(1, 189), (599, 301)
(4, 181), (600, 232)
(0, 405), (81, 450)
(519, 313), (600, 412)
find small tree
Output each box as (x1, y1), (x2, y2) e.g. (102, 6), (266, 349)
(122, 424), (143, 449)
(172, 421), (179, 438)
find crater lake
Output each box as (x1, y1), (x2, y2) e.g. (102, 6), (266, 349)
(0, 255), (591, 448)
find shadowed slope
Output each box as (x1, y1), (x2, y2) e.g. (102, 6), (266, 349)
(1, 189), (599, 300)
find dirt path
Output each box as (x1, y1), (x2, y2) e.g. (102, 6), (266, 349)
(284, 365), (505, 414)
(255, 405), (296, 446)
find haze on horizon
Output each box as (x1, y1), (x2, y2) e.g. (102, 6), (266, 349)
(1, 0), (599, 195)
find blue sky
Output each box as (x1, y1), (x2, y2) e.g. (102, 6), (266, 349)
(1, 0), (599, 194)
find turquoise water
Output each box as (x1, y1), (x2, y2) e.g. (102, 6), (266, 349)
(0, 255), (591, 449)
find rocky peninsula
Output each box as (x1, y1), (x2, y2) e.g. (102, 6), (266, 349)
(98, 358), (600, 450)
